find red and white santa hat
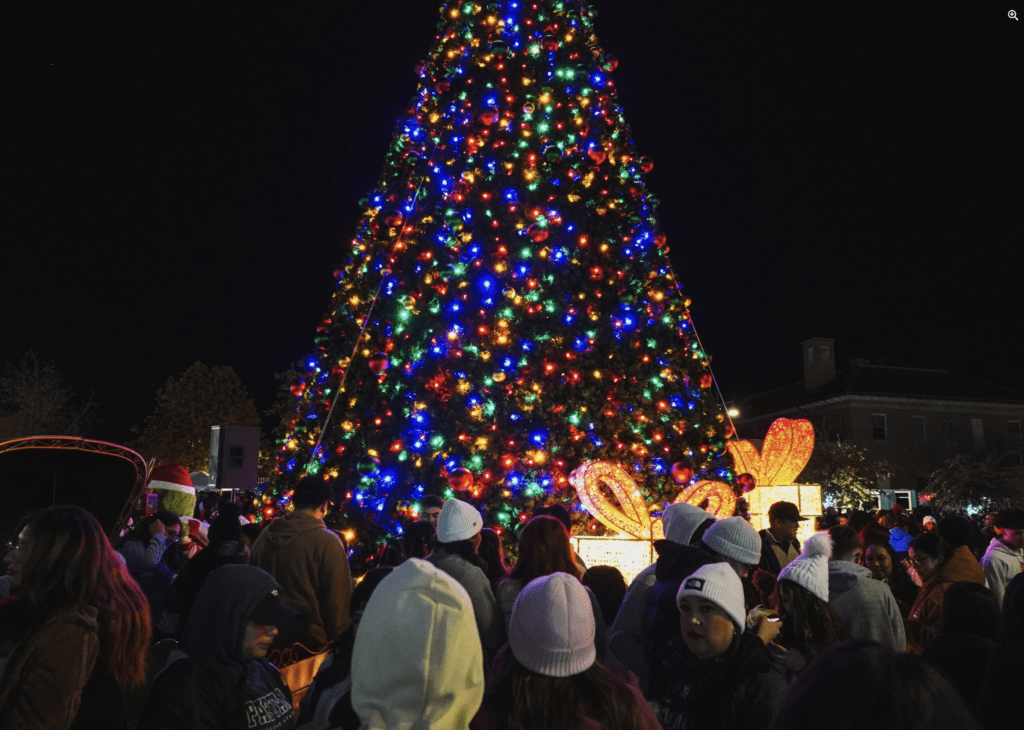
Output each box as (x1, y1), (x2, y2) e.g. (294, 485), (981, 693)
(147, 463), (195, 497)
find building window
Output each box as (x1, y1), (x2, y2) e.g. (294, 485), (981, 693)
(822, 415), (835, 440)
(942, 419), (956, 440)
(820, 346), (832, 362)
(971, 418), (985, 453)
(871, 414), (887, 441)
(1010, 421), (1022, 445)
(807, 348), (815, 363)
(912, 416), (926, 441)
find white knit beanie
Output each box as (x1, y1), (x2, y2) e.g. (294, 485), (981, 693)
(701, 516), (761, 566)
(676, 562), (746, 631)
(352, 559), (484, 728)
(436, 498), (483, 543)
(662, 502), (714, 546)
(509, 573), (596, 677)
(778, 532), (832, 602)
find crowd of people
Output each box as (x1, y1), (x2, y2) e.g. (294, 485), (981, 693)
(0, 465), (1021, 730)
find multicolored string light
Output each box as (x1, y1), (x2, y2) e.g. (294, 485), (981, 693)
(270, 0), (734, 570)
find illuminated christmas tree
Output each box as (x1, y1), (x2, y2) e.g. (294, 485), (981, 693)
(273, 0), (734, 570)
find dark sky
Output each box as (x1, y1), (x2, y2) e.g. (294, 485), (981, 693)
(4, 1), (1022, 443)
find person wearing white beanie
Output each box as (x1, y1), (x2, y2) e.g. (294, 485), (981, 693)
(473, 573), (661, 729)
(637, 514), (766, 690)
(608, 502), (714, 692)
(773, 532), (848, 661)
(648, 562), (789, 730)
(351, 559), (484, 730)
(701, 516), (763, 579)
(424, 499), (506, 650)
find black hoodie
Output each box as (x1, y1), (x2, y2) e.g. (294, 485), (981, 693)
(139, 565), (296, 730)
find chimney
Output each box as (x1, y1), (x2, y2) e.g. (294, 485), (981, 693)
(802, 337), (836, 391)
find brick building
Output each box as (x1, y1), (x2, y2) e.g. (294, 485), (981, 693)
(735, 337), (1024, 508)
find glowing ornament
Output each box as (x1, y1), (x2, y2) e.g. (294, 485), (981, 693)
(368, 353), (390, 375)
(736, 473), (757, 492)
(402, 296), (416, 310)
(502, 286), (516, 299)
(603, 54), (619, 72)
(479, 107), (500, 126)
(670, 462), (694, 484)
(448, 467), (474, 491)
(700, 373), (714, 389)
(492, 371), (507, 383)
(588, 148), (607, 164)
(529, 225), (549, 243)
(639, 156), (654, 173)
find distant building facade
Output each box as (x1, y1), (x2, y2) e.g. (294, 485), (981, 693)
(736, 338), (1024, 509)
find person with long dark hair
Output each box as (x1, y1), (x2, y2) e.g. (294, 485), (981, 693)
(495, 516), (608, 660)
(0, 505), (151, 729)
(771, 533), (848, 662)
(473, 572), (659, 730)
(906, 532), (985, 654)
(862, 538), (919, 618)
(477, 528), (509, 593)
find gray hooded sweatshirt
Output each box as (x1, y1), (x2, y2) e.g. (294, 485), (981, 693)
(828, 560), (906, 651)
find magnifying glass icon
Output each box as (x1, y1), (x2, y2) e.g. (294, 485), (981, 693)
(1011, 10), (1019, 20)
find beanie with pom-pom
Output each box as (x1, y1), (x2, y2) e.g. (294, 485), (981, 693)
(778, 532), (831, 602)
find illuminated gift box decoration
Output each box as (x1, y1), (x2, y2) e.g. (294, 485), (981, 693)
(571, 535), (655, 585)
(568, 460), (736, 583)
(567, 419), (823, 579)
(729, 418), (822, 543)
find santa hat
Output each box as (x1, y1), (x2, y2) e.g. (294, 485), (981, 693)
(148, 463), (197, 520)
(778, 532), (832, 603)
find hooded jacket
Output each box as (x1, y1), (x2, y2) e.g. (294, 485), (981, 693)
(138, 565), (296, 730)
(907, 545), (986, 654)
(425, 550), (506, 650)
(981, 537), (1023, 607)
(249, 510), (352, 651)
(608, 506), (712, 692)
(827, 560), (906, 651)
(644, 540), (715, 667)
(352, 559), (485, 730)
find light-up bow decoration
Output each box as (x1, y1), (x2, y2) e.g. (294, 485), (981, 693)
(569, 418), (816, 540)
(570, 461), (736, 540)
(727, 417), (815, 487)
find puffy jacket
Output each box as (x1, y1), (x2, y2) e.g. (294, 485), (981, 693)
(907, 545), (985, 654)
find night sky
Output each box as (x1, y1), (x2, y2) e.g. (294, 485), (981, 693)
(4, 1), (1022, 444)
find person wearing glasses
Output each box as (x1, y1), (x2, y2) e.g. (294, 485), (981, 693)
(117, 510), (182, 637)
(905, 532), (985, 654)
(0, 506), (151, 728)
(981, 508), (1024, 607)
